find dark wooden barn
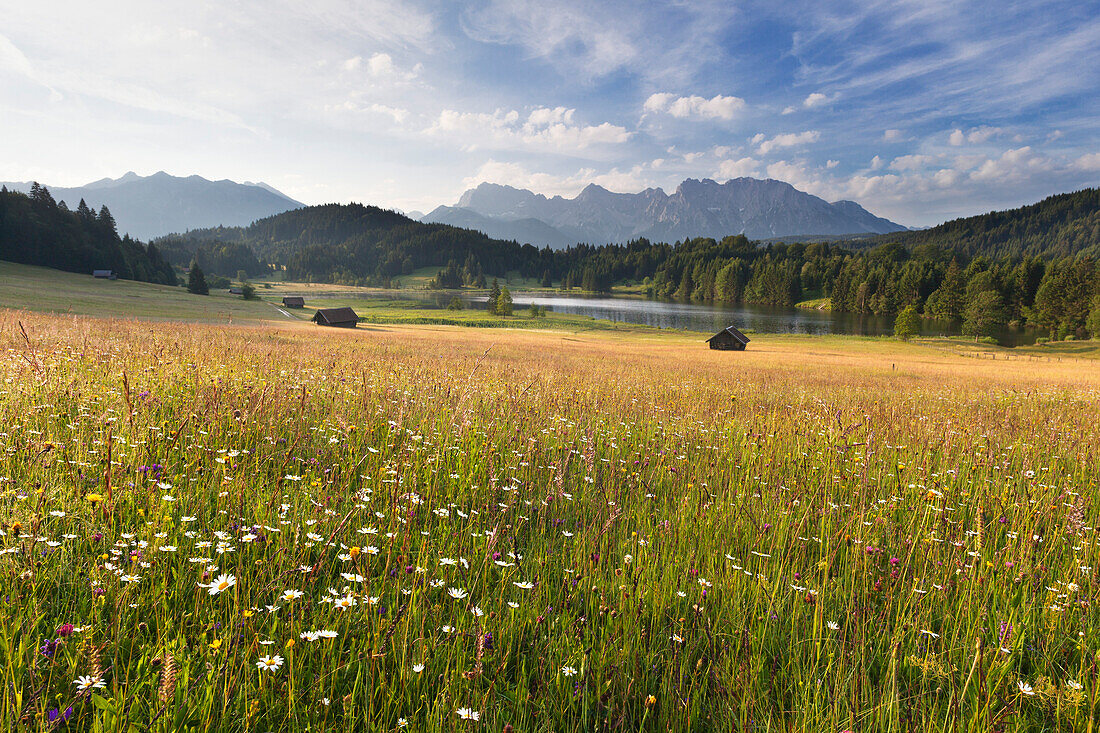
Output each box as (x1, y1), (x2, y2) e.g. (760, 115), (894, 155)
(706, 326), (751, 351)
(312, 307), (359, 328)
(282, 296), (305, 308)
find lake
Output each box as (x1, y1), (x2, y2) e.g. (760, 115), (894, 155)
(353, 290), (1038, 344)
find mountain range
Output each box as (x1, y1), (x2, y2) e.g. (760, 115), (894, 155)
(0, 171), (302, 241)
(422, 177), (907, 248)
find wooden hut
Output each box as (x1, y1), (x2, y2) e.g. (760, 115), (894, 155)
(282, 296), (305, 308)
(229, 286), (244, 295)
(312, 307), (359, 328)
(92, 269), (116, 280)
(706, 326), (750, 351)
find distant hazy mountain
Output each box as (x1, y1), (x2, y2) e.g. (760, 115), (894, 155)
(423, 177), (907, 248)
(1, 171), (302, 240)
(421, 205), (578, 249)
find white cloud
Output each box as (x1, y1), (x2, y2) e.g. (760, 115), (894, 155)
(367, 52), (395, 77)
(969, 146), (1048, 181)
(1076, 152), (1100, 171)
(803, 92), (830, 108)
(643, 93), (675, 114)
(932, 168), (960, 187)
(342, 56), (362, 71)
(764, 160), (829, 197)
(644, 92), (745, 120)
(826, 159), (839, 168)
(756, 130), (820, 155)
(426, 106), (630, 153)
(870, 155), (884, 170)
(716, 157), (759, 178)
(368, 103), (408, 123)
(949, 125), (1005, 146)
(883, 128), (904, 142)
(889, 154), (935, 171)
(782, 105), (797, 115)
(965, 125), (1003, 144)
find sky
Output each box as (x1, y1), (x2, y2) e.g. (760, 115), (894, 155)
(1, 1), (1098, 227)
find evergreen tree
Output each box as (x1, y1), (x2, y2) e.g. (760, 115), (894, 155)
(187, 261), (210, 295)
(97, 205), (117, 235)
(926, 259), (965, 320)
(674, 267), (693, 300)
(75, 198), (94, 221)
(487, 279), (501, 314)
(497, 285), (513, 316)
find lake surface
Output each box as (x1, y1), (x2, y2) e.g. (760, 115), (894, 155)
(354, 290), (1038, 344)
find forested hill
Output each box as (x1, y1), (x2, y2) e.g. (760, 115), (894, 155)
(0, 184), (177, 284)
(876, 188), (1100, 259)
(158, 203), (531, 286)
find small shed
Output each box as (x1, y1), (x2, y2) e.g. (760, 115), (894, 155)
(229, 286), (244, 295)
(93, 269), (116, 280)
(706, 326), (751, 351)
(312, 307), (359, 328)
(282, 296), (305, 308)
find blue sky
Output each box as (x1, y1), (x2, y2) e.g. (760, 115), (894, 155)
(1, 0), (1098, 226)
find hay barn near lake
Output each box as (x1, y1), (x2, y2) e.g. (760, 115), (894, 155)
(312, 307), (359, 328)
(707, 326), (751, 350)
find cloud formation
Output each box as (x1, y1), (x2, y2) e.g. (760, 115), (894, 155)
(426, 106), (631, 153)
(644, 93), (746, 121)
(0, 0), (1096, 226)
(755, 131), (821, 155)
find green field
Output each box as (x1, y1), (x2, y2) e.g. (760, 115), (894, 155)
(2, 306), (1099, 732)
(2, 264), (1100, 732)
(0, 262), (286, 323)
(0, 262), (672, 335)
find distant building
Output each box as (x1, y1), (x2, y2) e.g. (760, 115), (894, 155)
(706, 326), (751, 351)
(229, 286), (243, 295)
(312, 307), (359, 328)
(92, 269), (117, 280)
(282, 296), (305, 308)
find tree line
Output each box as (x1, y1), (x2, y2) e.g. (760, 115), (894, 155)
(0, 184), (176, 284)
(133, 194), (1100, 340)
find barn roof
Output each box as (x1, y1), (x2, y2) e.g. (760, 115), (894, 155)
(282, 296), (304, 306)
(706, 326), (751, 344)
(312, 307), (359, 326)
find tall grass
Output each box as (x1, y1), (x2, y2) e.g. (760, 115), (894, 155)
(0, 311), (1098, 731)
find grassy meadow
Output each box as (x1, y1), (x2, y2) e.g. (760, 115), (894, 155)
(1, 304), (1099, 731)
(0, 262), (661, 334)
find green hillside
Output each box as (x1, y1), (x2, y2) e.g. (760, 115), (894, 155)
(0, 261), (284, 323)
(877, 188), (1100, 259)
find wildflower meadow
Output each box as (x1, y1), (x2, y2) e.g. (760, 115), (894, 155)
(1, 311), (1098, 731)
